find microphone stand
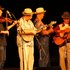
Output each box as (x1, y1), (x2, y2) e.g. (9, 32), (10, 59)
(11, 12), (24, 69)
(35, 36), (47, 60)
(21, 37), (24, 70)
(10, 12), (24, 69)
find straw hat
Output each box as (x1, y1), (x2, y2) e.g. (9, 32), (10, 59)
(35, 7), (46, 14)
(22, 8), (33, 16)
(61, 11), (70, 19)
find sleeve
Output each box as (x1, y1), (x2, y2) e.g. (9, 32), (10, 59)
(53, 25), (60, 32)
(30, 20), (37, 30)
(33, 23), (37, 31)
(17, 19), (22, 34)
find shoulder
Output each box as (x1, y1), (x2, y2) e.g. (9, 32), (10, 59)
(29, 20), (34, 24)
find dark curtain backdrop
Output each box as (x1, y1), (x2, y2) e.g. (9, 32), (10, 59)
(0, 0), (70, 68)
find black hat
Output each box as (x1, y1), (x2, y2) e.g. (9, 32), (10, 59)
(61, 11), (70, 19)
(0, 5), (4, 10)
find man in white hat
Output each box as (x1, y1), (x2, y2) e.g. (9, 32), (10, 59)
(17, 8), (37, 70)
(34, 7), (53, 67)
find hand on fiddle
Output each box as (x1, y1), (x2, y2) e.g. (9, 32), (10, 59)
(13, 20), (18, 25)
(7, 20), (17, 30)
(5, 18), (12, 23)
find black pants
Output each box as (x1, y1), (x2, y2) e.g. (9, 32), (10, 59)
(34, 36), (50, 67)
(0, 46), (6, 69)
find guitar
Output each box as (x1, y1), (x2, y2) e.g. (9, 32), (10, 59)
(41, 21), (57, 35)
(21, 21), (56, 42)
(53, 28), (70, 45)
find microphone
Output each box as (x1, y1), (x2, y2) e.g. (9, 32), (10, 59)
(6, 10), (12, 18)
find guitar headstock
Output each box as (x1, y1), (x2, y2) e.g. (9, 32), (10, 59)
(49, 21), (57, 26)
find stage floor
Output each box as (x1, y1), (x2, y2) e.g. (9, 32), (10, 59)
(4, 66), (60, 70)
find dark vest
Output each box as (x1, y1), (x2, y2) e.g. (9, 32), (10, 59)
(0, 18), (7, 46)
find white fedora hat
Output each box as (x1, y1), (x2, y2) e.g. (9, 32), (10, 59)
(22, 8), (34, 15)
(35, 7), (46, 14)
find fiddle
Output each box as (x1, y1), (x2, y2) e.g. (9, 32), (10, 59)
(0, 17), (13, 24)
(5, 17), (13, 24)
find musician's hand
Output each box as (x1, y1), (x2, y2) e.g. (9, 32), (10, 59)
(7, 20), (17, 30)
(49, 28), (54, 32)
(13, 20), (17, 25)
(33, 30), (37, 35)
(36, 29), (41, 33)
(51, 26), (53, 28)
(60, 33), (64, 37)
(0, 30), (9, 35)
(6, 30), (9, 35)
(42, 26), (47, 30)
(4, 30), (9, 35)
